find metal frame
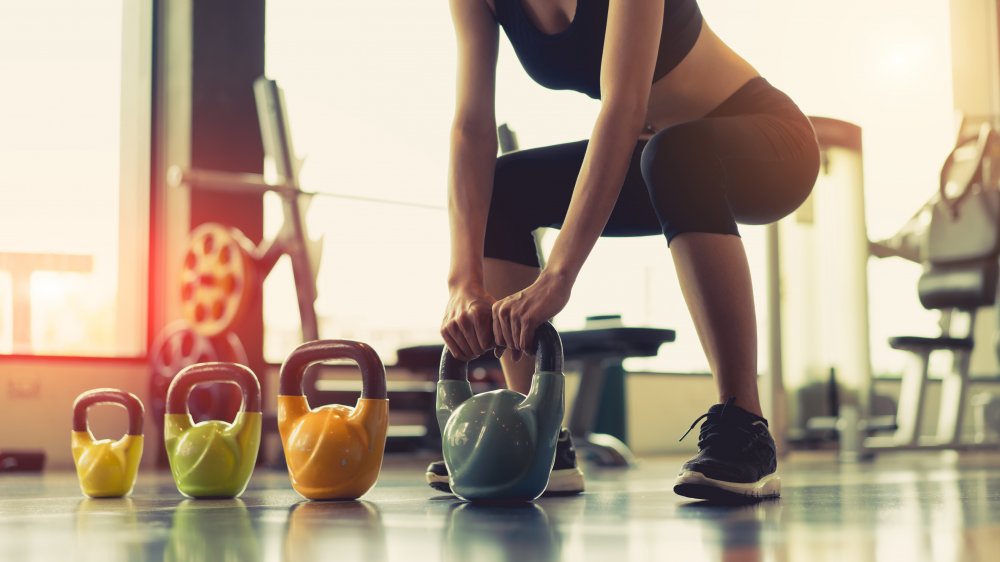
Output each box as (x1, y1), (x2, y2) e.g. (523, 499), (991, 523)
(167, 78), (321, 343)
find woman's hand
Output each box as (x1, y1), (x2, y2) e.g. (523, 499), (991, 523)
(492, 271), (572, 360)
(441, 284), (496, 361)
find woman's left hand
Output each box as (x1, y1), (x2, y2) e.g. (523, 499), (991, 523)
(492, 271), (572, 360)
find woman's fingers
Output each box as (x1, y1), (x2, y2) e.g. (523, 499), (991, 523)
(471, 304), (494, 351)
(441, 325), (471, 360)
(456, 315), (485, 358)
(518, 316), (536, 353)
(510, 310), (522, 353)
(492, 300), (515, 353)
(492, 302), (505, 349)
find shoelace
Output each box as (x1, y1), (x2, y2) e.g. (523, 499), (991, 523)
(678, 398), (760, 453)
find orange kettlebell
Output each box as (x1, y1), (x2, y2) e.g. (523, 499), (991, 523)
(71, 389), (145, 498)
(278, 340), (389, 500)
(164, 363), (262, 498)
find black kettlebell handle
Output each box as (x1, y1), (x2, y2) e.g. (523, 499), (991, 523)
(166, 363), (262, 414)
(439, 321), (563, 381)
(73, 389), (144, 436)
(279, 340), (388, 400)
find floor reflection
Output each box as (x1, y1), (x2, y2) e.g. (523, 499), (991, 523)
(165, 499), (261, 562)
(284, 501), (386, 562)
(442, 502), (560, 562)
(2, 454), (999, 562)
(75, 498), (147, 562)
(677, 500), (783, 562)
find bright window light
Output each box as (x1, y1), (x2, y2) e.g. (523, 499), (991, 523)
(0, 0), (149, 357)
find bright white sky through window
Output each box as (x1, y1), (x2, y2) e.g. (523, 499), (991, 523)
(0, 1), (140, 357)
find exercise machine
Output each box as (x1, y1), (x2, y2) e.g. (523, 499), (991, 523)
(809, 117), (1000, 457)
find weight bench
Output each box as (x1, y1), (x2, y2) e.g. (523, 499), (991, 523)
(395, 326), (675, 467)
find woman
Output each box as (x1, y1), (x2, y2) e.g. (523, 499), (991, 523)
(432, 0), (819, 502)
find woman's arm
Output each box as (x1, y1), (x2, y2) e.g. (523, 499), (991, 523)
(494, 0), (666, 351)
(546, 0), (665, 281)
(441, 0), (501, 360)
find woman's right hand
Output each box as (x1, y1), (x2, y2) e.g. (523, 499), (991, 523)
(441, 284), (496, 361)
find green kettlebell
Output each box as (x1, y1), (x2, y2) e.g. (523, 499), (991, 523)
(164, 362), (261, 498)
(436, 321), (565, 502)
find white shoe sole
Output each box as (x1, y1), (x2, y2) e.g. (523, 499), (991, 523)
(673, 470), (780, 503)
(545, 467), (586, 495)
(426, 466), (585, 496)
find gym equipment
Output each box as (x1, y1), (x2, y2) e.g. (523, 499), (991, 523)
(168, 76), (334, 347)
(156, 77), (325, 462)
(71, 389), (144, 498)
(171, 77), (449, 458)
(865, 122), (1000, 450)
(278, 340), (389, 500)
(180, 223), (256, 337)
(808, 118), (1000, 456)
(769, 118), (874, 447)
(149, 321), (248, 425)
(436, 321), (565, 502)
(164, 363), (262, 498)
(397, 325), (674, 467)
(149, 322), (248, 469)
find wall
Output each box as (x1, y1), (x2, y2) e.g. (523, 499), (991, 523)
(0, 360), (154, 469)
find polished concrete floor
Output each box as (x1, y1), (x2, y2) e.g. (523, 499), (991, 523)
(1, 451), (999, 561)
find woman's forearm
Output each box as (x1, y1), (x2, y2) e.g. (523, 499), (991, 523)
(448, 121), (499, 289)
(545, 104), (647, 282)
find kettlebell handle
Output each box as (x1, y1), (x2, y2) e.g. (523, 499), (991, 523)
(278, 340), (388, 399)
(439, 321), (563, 381)
(165, 362), (262, 414)
(73, 389), (144, 436)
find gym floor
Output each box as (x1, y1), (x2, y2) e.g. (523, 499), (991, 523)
(2, 451), (998, 562)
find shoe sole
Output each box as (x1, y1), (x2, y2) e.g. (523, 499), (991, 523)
(426, 467), (585, 496)
(673, 470), (780, 504)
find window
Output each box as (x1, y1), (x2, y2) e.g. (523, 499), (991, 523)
(0, 0), (151, 357)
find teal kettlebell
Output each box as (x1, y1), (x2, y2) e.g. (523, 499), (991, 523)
(436, 321), (565, 502)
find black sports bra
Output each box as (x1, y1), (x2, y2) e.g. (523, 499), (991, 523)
(495, 0), (703, 99)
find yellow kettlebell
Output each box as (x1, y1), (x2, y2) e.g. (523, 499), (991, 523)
(164, 362), (261, 498)
(71, 388), (145, 498)
(278, 340), (389, 500)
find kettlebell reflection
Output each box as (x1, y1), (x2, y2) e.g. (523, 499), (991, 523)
(75, 498), (144, 561)
(165, 499), (261, 562)
(283, 501), (386, 562)
(443, 503), (560, 562)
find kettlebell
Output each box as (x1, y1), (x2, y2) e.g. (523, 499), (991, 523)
(278, 340), (389, 500)
(164, 362), (261, 498)
(71, 389), (145, 498)
(437, 321), (565, 501)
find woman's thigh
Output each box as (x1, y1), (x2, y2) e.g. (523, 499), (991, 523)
(490, 140), (661, 236)
(639, 113), (820, 241)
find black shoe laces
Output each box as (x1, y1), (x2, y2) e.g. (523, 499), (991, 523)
(678, 398), (761, 453)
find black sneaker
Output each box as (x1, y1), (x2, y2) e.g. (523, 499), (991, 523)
(673, 399), (780, 503)
(426, 428), (585, 495)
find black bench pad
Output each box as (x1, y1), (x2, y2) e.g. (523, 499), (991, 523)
(395, 327), (676, 371)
